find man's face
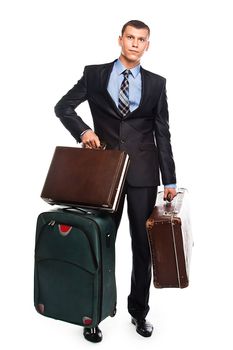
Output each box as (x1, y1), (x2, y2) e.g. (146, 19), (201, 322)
(118, 25), (150, 64)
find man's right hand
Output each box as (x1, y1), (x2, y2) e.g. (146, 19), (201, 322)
(81, 130), (101, 149)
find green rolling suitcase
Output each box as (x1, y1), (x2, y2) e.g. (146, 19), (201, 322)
(34, 207), (117, 327)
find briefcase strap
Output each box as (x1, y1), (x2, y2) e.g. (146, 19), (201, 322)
(170, 213), (182, 288)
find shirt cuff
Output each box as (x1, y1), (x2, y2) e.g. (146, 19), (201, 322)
(164, 184), (177, 188)
(80, 129), (92, 137)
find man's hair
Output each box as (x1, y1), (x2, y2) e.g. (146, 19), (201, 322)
(121, 20), (150, 37)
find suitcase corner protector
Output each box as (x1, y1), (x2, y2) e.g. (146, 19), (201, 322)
(146, 218), (155, 230)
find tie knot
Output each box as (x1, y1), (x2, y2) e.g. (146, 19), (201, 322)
(123, 69), (130, 78)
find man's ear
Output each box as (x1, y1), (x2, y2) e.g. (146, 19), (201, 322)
(118, 35), (122, 47)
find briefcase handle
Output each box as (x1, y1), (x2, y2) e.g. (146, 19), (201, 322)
(82, 141), (107, 150)
(99, 141), (107, 150)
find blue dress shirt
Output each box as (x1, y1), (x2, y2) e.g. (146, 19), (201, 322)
(107, 59), (141, 112)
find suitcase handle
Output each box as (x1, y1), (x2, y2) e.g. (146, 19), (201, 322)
(166, 193), (172, 202)
(61, 206), (91, 215)
(164, 192), (172, 205)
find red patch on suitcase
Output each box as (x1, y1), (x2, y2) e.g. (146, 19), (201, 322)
(83, 317), (93, 326)
(58, 224), (72, 236)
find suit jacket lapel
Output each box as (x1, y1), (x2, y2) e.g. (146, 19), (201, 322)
(138, 66), (146, 110)
(101, 60), (115, 88)
(100, 60), (123, 118)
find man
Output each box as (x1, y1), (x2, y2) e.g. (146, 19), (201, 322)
(55, 20), (177, 343)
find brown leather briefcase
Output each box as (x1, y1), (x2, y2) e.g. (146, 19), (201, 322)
(41, 146), (130, 212)
(146, 188), (193, 288)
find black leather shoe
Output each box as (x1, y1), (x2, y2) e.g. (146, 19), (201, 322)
(83, 326), (103, 343)
(131, 317), (153, 337)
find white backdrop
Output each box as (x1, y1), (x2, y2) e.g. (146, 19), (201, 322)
(1, 0), (233, 349)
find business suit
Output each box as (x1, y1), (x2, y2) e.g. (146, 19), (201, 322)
(55, 60), (176, 319)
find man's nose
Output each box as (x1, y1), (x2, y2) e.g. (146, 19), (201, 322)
(132, 39), (138, 47)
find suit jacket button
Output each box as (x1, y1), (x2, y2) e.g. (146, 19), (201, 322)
(120, 139), (125, 144)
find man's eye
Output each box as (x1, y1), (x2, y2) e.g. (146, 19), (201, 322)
(127, 36), (133, 40)
(139, 38), (145, 42)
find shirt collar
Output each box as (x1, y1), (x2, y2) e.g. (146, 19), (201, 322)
(114, 59), (141, 78)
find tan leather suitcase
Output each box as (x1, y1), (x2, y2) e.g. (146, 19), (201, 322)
(146, 188), (193, 288)
(41, 146), (130, 212)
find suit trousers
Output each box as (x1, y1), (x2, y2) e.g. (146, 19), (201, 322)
(113, 183), (158, 319)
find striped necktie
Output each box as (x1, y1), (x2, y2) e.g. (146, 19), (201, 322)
(118, 69), (130, 116)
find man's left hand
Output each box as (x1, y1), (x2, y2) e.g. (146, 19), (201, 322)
(164, 188), (177, 202)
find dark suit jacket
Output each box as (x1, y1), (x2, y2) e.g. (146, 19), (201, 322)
(55, 60), (176, 187)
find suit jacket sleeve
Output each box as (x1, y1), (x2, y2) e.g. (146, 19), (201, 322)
(54, 67), (91, 142)
(154, 80), (177, 185)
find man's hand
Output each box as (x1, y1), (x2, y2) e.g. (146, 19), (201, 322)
(164, 187), (177, 202)
(81, 130), (100, 149)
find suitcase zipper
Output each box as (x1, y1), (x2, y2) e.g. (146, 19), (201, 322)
(48, 220), (56, 226)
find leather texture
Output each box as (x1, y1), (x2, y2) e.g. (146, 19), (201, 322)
(41, 146), (129, 212)
(146, 188), (193, 288)
(54, 60), (176, 187)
